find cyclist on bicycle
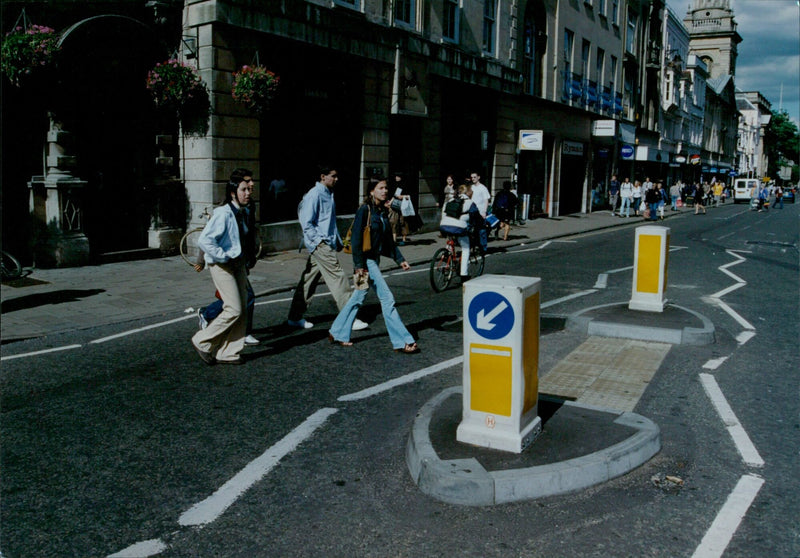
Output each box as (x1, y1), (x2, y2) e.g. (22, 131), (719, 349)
(439, 184), (475, 282)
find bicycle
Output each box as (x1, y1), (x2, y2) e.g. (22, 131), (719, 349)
(1, 249), (23, 281)
(179, 208), (263, 266)
(429, 234), (485, 292)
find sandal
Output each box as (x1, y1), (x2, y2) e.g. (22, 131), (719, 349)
(328, 333), (353, 347)
(394, 343), (420, 354)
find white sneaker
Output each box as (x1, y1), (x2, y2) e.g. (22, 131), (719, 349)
(352, 319), (369, 331)
(287, 319), (314, 329)
(244, 335), (260, 346)
(197, 308), (208, 330)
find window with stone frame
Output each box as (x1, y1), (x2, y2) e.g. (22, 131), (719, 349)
(443, 0), (460, 42)
(483, 0), (497, 55)
(394, 0), (416, 27)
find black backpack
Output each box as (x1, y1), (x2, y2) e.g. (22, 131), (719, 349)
(444, 198), (464, 219)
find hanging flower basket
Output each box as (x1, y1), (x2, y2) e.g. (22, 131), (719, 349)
(231, 65), (280, 114)
(1, 24), (60, 87)
(146, 59), (210, 137)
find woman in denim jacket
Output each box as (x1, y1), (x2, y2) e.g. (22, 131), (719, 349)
(328, 177), (419, 354)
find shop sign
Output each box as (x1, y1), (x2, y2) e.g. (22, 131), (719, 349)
(674, 155), (686, 164)
(690, 154), (701, 165)
(562, 140), (584, 157)
(518, 130), (544, 151)
(621, 144), (635, 160)
(597, 148), (609, 158)
(710, 167), (718, 173)
(591, 120), (616, 137)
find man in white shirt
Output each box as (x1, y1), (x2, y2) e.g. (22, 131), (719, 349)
(469, 172), (490, 252)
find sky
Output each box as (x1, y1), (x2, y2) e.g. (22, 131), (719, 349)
(666, 0), (800, 125)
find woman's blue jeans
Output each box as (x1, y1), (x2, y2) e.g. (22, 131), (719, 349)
(329, 258), (415, 349)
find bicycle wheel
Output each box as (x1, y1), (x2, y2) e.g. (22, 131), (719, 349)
(180, 227), (204, 266)
(429, 247), (455, 292)
(467, 247), (485, 277)
(1, 250), (23, 281)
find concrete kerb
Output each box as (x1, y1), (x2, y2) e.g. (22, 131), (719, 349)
(566, 302), (716, 346)
(406, 386), (661, 506)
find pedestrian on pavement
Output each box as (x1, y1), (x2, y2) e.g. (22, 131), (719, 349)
(713, 181), (723, 206)
(328, 177), (419, 354)
(492, 181), (517, 241)
(439, 174), (456, 207)
(389, 172), (409, 245)
(632, 180), (643, 217)
(288, 165), (368, 331)
(194, 171), (260, 347)
(645, 183), (660, 221)
(469, 171), (490, 252)
(642, 177), (653, 194)
(608, 175), (620, 215)
(190, 169), (255, 365)
(694, 182), (706, 215)
(620, 177), (633, 217)
(669, 181), (680, 210)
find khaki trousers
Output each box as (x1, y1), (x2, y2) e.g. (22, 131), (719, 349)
(288, 242), (351, 321)
(192, 259), (248, 362)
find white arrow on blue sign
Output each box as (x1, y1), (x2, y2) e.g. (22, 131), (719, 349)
(468, 292), (515, 340)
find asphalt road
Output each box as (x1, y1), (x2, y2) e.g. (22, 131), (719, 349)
(1, 203), (798, 558)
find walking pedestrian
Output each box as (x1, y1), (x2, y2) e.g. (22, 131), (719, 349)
(193, 170), (259, 346)
(632, 180), (643, 217)
(620, 177), (633, 217)
(328, 177), (419, 353)
(669, 181), (680, 210)
(287, 165), (368, 331)
(694, 182), (706, 215)
(608, 175), (620, 215)
(190, 170), (255, 365)
(774, 185), (784, 209)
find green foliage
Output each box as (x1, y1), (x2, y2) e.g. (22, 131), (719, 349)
(765, 110), (800, 180)
(146, 60), (210, 137)
(1, 24), (60, 87)
(231, 65), (280, 114)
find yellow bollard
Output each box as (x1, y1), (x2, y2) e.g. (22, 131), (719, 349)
(457, 275), (542, 453)
(629, 225), (670, 312)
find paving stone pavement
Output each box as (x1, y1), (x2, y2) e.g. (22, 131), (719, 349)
(1, 208), (693, 343)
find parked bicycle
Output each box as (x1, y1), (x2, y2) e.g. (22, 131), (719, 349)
(179, 207), (262, 267)
(1, 249), (23, 281)
(429, 234), (485, 292)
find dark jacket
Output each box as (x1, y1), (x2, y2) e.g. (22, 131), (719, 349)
(351, 201), (405, 270)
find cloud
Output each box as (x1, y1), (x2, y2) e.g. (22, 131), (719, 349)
(668, 0), (800, 123)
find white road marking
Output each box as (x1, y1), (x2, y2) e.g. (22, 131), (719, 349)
(89, 315), (195, 344)
(178, 407), (338, 527)
(338, 357), (463, 401)
(513, 240), (552, 254)
(706, 298), (755, 331)
(541, 289), (597, 309)
(0, 344), (82, 361)
(691, 474), (764, 558)
(593, 273), (608, 289)
(736, 331), (756, 345)
(699, 373), (764, 468)
(107, 538), (167, 558)
(702, 357), (729, 370)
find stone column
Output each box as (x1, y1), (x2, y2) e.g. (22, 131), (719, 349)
(28, 116), (90, 267)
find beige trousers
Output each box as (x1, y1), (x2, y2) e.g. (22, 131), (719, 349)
(192, 259), (248, 362)
(288, 242), (351, 321)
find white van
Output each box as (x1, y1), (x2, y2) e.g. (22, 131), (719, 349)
(733, 179), (759, 203)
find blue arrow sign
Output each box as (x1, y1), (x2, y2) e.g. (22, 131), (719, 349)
(468, 292), (515, 340)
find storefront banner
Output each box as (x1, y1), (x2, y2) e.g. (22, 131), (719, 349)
(636, 146), (649, 161)
(518, 130), (544, 151)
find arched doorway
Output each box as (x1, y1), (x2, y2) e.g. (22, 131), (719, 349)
(55, 16), (162, 255)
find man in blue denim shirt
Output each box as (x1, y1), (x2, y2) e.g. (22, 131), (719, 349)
(287, 166), (367, 330)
